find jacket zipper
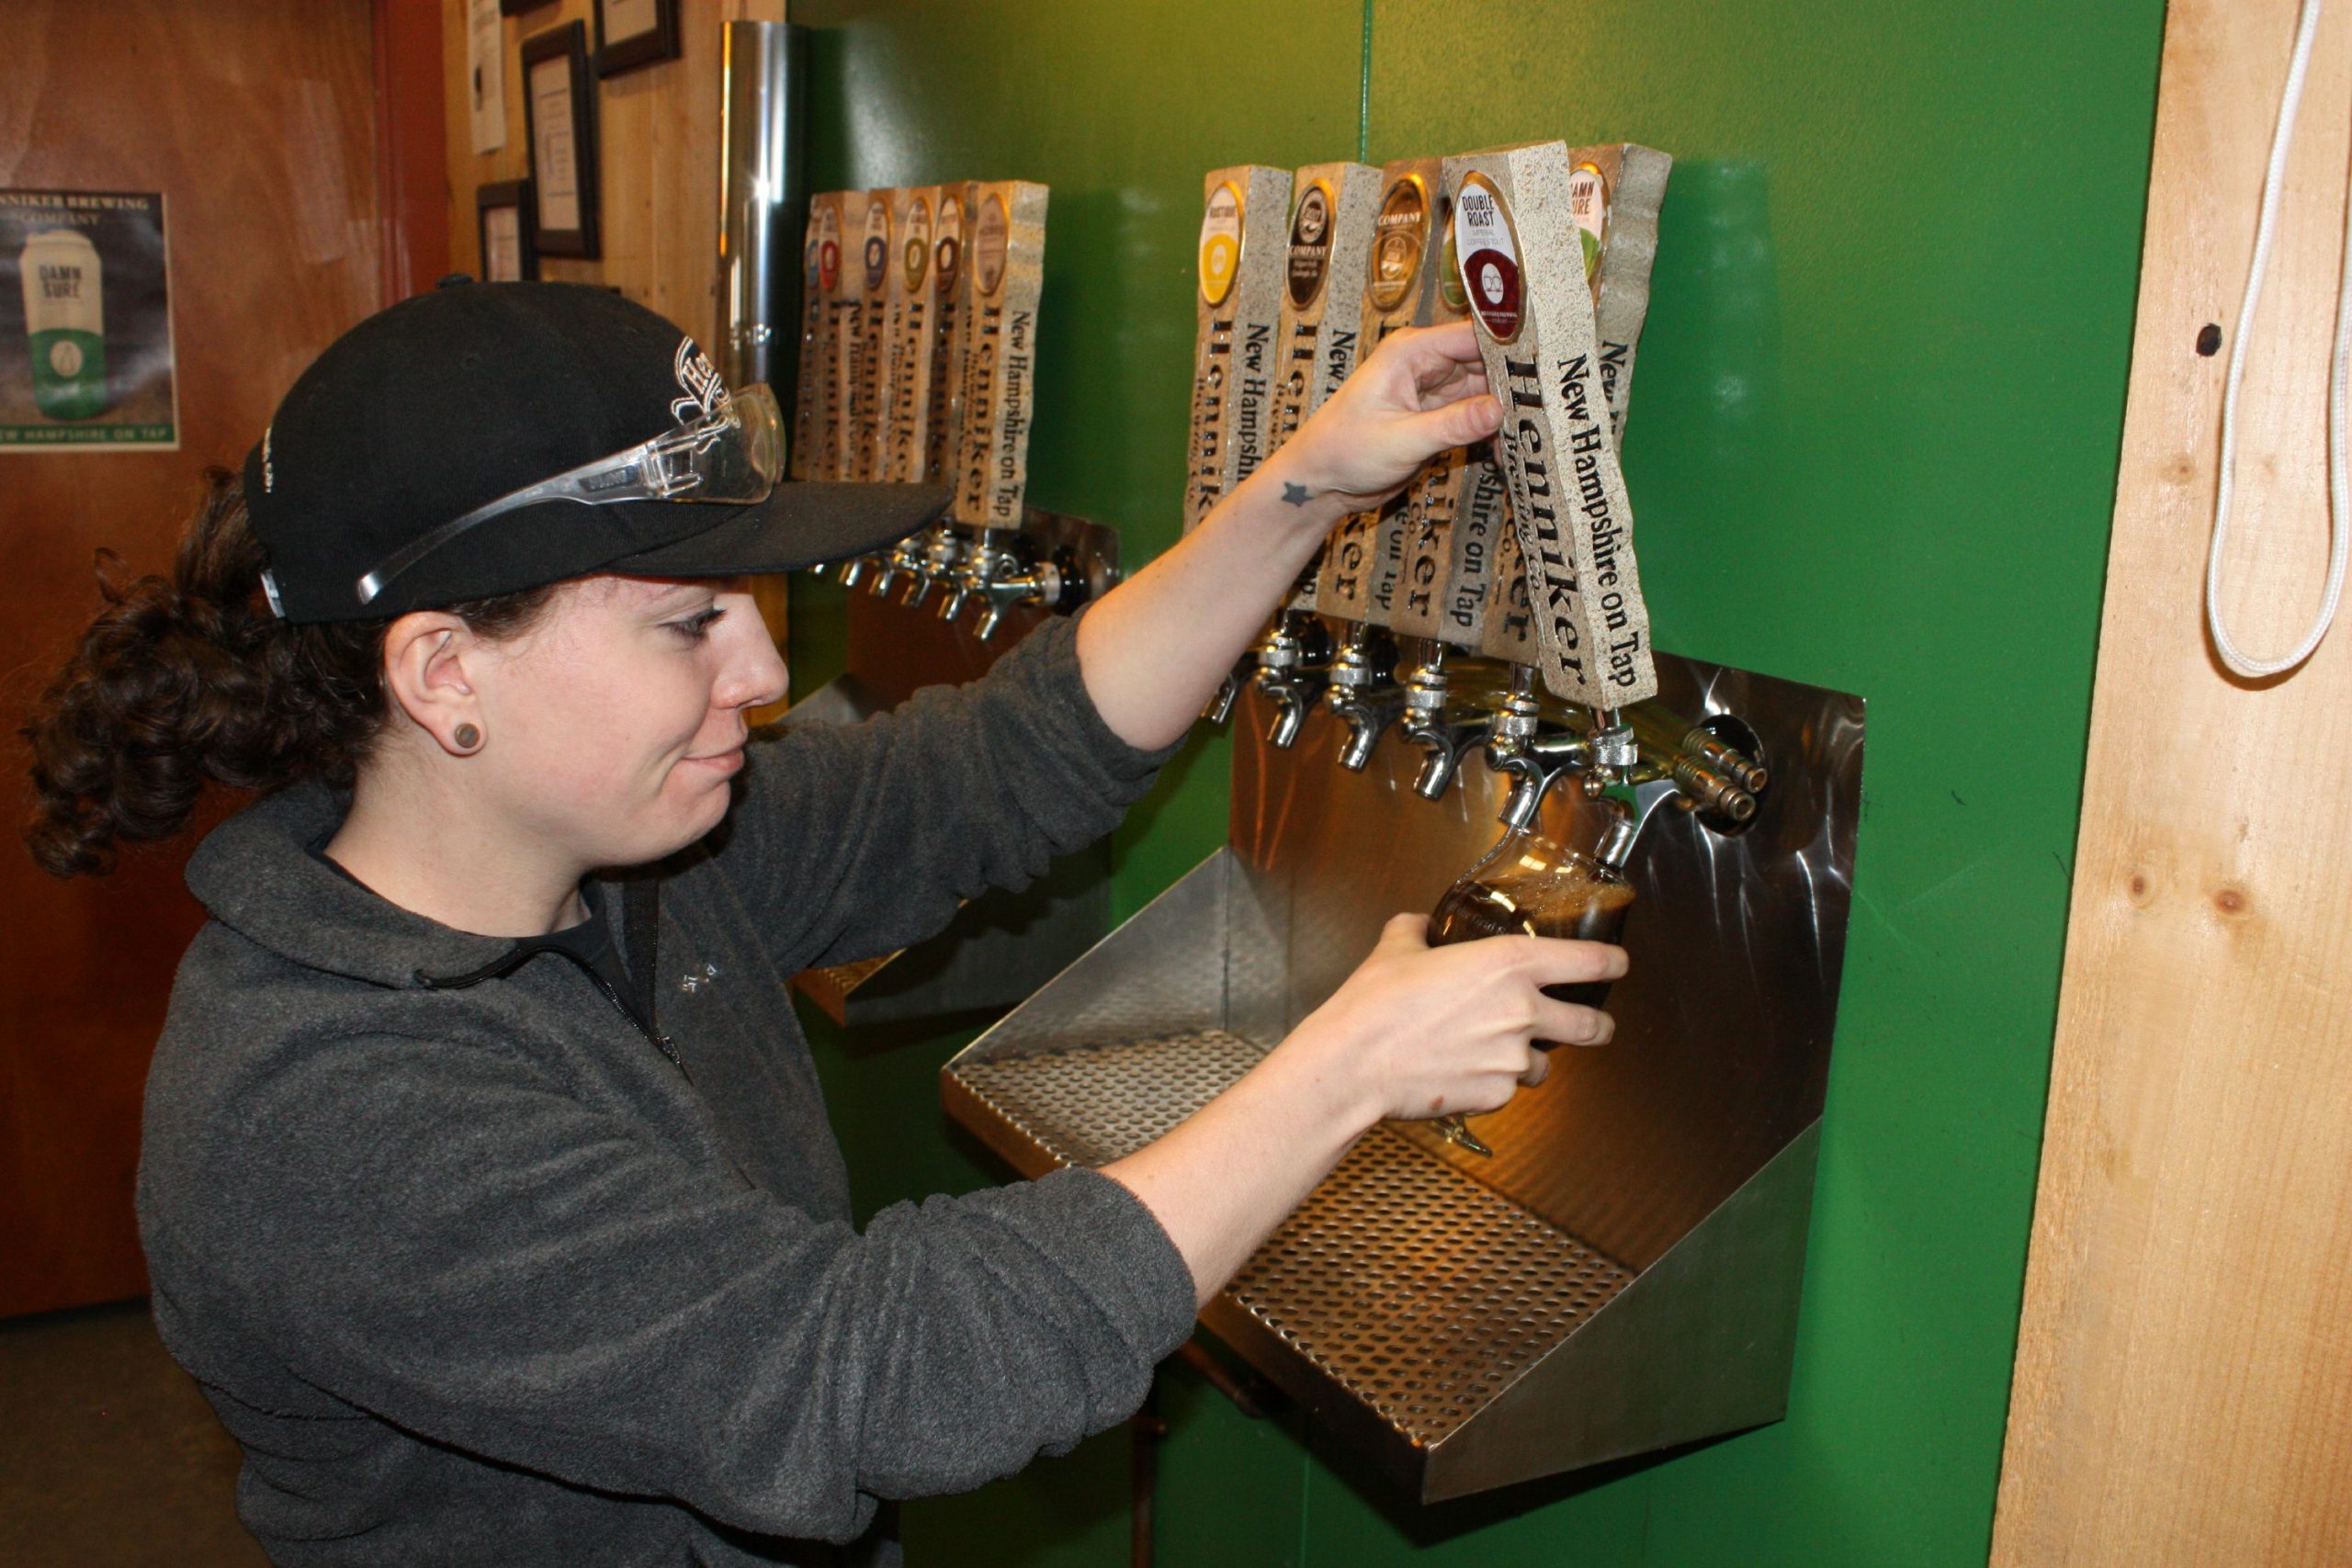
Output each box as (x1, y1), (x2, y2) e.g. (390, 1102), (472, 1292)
(582, 967), (689, 1083)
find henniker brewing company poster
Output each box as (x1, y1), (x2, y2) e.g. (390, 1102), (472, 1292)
(0, 190), (178, 451)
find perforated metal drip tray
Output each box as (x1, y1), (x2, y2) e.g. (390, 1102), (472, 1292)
(949, 1031), (1634, 1454)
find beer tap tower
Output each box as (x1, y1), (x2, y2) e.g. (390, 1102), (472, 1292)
(785, 178), (1122, 1023)
(941, 142), (1867, 1503)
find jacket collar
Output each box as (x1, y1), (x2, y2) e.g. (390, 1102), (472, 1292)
(185, 779), (540, 989)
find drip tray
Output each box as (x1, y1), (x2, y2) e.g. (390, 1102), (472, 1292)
(943, 840), (1829, 1503)
(952, 1029), (1259, 1166)
(951, 1029), (1634, 1451)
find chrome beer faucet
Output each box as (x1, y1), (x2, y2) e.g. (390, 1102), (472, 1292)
(1202, 663), (1250, 727)
(1585, 706), (1641, 789)
(868, 531), (931, 599)
(901, 527), (966, 609)
(1481, 665), (1593, 829)
(1250, 614), (1334, 750)
(1397, 647), (1493, 801)
(1323, 625), (1404, 772)
(936, 528), (1006, 625)
(945, 535), (1069, 639)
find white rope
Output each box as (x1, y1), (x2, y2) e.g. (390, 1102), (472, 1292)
(2208, 0), (2349, 679)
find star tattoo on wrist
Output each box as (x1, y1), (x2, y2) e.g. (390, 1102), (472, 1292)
(1282, 481), (1313, 507)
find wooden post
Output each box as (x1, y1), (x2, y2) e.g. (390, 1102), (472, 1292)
(1995, 0), (2352, 1559)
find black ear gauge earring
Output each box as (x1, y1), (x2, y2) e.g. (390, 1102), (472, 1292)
(453, 724), (482, 753)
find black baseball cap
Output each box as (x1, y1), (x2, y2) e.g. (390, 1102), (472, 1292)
(243, 279), (950, 623)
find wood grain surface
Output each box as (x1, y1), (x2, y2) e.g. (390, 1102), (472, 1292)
(1993, 0), (2352, 1559)
(0, 0), (384, 1316)
(440, 0), (786, 358)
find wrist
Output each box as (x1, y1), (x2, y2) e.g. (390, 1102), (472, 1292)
(1257, 1014), (1386, 1145)
(1248, 444), (1358, 539)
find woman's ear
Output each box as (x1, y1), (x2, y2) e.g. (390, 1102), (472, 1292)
(381, 611), (485, 757)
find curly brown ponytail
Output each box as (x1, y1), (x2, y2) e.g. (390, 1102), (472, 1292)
(21, 468), (557, 878)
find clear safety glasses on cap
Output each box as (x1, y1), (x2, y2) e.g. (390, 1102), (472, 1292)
(354, 382), (786, 607)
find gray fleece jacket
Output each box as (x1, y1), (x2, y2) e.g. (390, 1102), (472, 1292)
(137, 615), (1198, 1567)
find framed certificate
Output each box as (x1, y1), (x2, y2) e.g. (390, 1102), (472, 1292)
(521, 20), (598, 258)
(475, 180), (537, 282)
(594, 0), (681, 77)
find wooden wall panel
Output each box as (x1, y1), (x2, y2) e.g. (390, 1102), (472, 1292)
(439, 0), (790, 679)
(1994, 0), (2352, 1559)
(440, 0), (784, 356)
(376, 0), (452, 300)
(0, 0), (384, 1317)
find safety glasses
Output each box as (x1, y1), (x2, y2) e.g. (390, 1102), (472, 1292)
(354, 383), (786, 607)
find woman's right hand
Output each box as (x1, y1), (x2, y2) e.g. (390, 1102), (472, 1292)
(1103, 911), (1627, 1305)
(1283, 913), (1629, 1131)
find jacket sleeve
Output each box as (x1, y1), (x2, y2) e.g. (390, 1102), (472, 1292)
(174, 1028), (1198, 1545)
(711, 610), (1181, 974)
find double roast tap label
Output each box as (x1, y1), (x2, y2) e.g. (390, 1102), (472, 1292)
(1183, 165), (1289, 534)
(1317, 159), (1445, 626)
(1269, 161), (1379, 615)
(792, 193), (843, 480)
(953, 180), (1048, 529)
(923, 184), (973, 484)
(879, 186), (937, 481)
(1444, 142), (1657, 708)
(1476, 141), (1670, 666)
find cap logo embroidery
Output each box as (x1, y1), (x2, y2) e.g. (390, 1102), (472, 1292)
(672, 339), (726, 424)
(260, 425), (275, 493)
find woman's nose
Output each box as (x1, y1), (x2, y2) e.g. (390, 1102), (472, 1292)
(715, 604), (789, 709)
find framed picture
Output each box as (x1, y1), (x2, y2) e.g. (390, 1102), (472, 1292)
(499, 0), (555, 14)
(594, 0), (681, 77)
(476, 180), (537, 282)
(520, 21), (598, 258)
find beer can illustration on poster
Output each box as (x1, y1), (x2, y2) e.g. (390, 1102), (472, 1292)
(0, 189), (177, 450)
(22, 230), (107, 420)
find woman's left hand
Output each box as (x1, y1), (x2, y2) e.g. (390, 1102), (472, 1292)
(1263, 320), (1503, 521)
(1071, 322), (1501, 752)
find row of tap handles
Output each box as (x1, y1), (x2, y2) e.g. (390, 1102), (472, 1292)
(1227, 611), (1768, 838)
(835, 524), (1074, 640)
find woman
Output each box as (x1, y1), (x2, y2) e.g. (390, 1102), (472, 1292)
(22, 281), (1623, 1566)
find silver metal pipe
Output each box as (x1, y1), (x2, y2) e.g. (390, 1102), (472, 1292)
(718, 22), (808, 392)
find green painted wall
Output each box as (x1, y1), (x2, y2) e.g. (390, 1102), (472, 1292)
(786, 2), (2165, 1562)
